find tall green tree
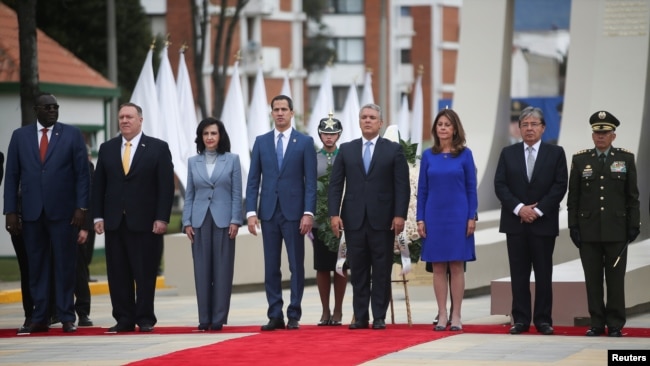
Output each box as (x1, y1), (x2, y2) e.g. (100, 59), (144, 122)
(6, 0), (152, 103)
(14, 0), (39, 126)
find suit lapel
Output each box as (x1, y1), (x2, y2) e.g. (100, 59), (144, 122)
(195, 154), (210, 183)
(128, 134), (148, 174)
(210, 154), (228, 182)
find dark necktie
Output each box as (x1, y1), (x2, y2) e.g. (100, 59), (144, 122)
(599, 153), (606, 170)
(39, 128), (49, 162)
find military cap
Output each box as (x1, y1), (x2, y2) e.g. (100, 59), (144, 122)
(511, 100), (529, 121)
(589, 110), (620, 131)
(318, 113), (343, 134)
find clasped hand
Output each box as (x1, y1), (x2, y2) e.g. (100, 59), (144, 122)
(519, 203), (539, 224)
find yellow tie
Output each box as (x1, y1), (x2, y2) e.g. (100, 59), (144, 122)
(122, 142), (132, 174)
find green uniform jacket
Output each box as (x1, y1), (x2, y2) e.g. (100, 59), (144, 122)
(567, 147), (640, 242)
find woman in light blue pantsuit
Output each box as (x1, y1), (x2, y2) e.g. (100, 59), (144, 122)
(182, 118), (242, 331)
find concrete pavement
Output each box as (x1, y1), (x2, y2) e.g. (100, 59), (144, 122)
(1, 279), (649, 365)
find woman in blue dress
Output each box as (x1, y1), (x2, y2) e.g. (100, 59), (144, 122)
(417, 108), (477, 331)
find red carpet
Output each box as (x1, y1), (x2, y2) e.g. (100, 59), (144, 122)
(128, 325), (454, 366)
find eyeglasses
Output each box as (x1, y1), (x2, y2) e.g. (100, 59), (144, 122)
(37, 104), (60, 111)
(520, 122), (542, 129)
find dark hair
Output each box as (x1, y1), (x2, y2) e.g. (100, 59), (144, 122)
(119, 102), (143, 117)
(431, 108), (466, 156)
(195, 117), (231, 154)
(271, 95), (293, 111)
(518, 106), (546, 126)
(35, 92), (55, 104)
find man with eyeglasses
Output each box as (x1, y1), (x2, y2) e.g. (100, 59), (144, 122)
(567, 111), (640, 338)
(3, 93), (90, 334)
(494, 106), (568, 336)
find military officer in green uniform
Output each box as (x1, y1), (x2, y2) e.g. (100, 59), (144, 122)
(567, 110), (640, 338)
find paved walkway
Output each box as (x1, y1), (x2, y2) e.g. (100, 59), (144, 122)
(1, 280), (649, 365)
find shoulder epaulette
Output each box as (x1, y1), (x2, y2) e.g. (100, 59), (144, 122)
(614, 147), (634, 154)
(573, 149), (591, 156)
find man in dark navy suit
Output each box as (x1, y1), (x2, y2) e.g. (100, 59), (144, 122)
(328, 103), (410, 330)
(93, 102), (174, 333)
(494, 106), (567, 336)
(4, 93), (90, 334)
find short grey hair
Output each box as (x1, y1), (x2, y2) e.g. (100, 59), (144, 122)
(359, 103), (382, 120)
(518, 106), (545, 126)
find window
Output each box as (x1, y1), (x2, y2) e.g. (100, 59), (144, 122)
(329, 38), (364, 63)
(327, 0), (363, 14)
(400, 49), (412, 64)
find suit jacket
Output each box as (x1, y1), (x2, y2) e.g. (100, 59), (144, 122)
(182, 152), (243, 228)
(328, 137), (410, 231)
(494, 141), (568, 236)
(3, 123), (90, 221)
(0, 151), (4, 186)
(92, 134), (175, 232)
(567, 147), (640, 242)
(246, 129), (317, 221)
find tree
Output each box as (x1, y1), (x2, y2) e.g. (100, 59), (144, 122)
(189, 0), (249, 118)
(303, 0), (336, 72)
(6, 0), (152, 103)
(15, 0), (39, 126)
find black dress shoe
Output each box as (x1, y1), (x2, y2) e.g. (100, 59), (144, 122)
(62, 322), (77, 333)
(372, 319), (386, 330)
(261, 318), (285, 331)
(107, 324), (135, 333)
(139, 324), (155, 332)
(608, 327), (622, 337)
(287, 319), (300, 330)
(198, 324), (209, 331)
(348, 321), (369, 330)
(210, 324), (223, 331)
(509, 323), (529, 334)
(17, 323), (49, 335)
(536, 323), (554, 335)
(585, 327), (605, 337)
(77, 316), (93, 327)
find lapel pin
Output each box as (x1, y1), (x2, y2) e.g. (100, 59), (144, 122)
(293, 138), (296, 143)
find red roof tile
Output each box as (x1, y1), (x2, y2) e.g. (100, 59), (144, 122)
(0, 3), (115, 89)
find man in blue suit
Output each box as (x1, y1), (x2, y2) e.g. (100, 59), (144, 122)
(4, 93), (90, 334)
(246, 95), (317, 331)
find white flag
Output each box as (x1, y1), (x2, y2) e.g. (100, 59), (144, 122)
(397, 93), (410, 141)
(360, 71), (375, 106)
(280, 72), (295, 128)
(220, 62), (250, 197)
(339, 82), (360, 143)
(248, 65), (270, 148)
(131, 48), (161, 139)
(156, 45), (188, 189)
(177, 48), (199, 163)
(411, 74), (423, 155)
(307, 66), (334, 148)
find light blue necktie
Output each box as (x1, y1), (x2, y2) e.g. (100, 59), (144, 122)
(363, 141), (372, 173)
(276, 133), (284, 168)
(526, 146), (535, 180)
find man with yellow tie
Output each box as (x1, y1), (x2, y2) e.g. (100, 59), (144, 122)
(92, 102), (175, 333)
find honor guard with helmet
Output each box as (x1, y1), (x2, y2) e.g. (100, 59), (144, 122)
(567, 110), (641, 338)
(313, 113), (347, 327)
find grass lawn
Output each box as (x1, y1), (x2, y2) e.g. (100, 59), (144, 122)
(0, 213), (180, 282)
